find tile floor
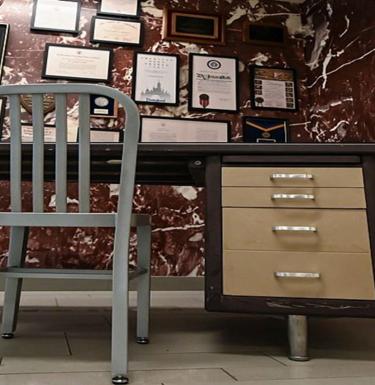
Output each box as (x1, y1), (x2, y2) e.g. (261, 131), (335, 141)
(0, 291), (375, 384)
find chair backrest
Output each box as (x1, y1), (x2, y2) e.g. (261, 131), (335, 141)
(0, 84), (140, 216)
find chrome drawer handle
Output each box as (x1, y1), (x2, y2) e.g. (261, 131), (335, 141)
(272, 194), (315, 201)
(271, 173), (314, 180)
(275, 272), (321, 279)
(107, 159), (122, 165)
(272, 226), (317, 232)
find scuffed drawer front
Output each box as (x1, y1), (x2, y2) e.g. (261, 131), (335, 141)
(223, 208), (370, 253)
(222, 187), (366, 209)
(222, 167), (364, 188)
(223, 250), (375, 300)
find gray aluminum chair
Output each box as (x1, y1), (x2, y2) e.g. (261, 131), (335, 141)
(0, 84), (151, 385)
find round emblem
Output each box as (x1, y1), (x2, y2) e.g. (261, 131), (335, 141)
(95, 97), (109, 107)
(207, 60), (221, 70)
(262, 132), (271, 138)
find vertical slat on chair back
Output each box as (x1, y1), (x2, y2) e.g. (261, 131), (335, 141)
(9, 95), (22, 212)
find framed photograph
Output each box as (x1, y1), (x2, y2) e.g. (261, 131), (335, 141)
(42, 44), (113, 82)
(140, 116), (230, 143)
(243, 116), (288, 143)
(90, 94), (119, 118)
(249, 65), (298, 111)
(133, 52), (179, 106)
(90, 16), (143, 46)
(90, 129), (122, 142)
(98, 0), (140, 18)
(163, 8), (225, 45)
(0, 23), (10, 82)
(0, 97), (6, 140)
(189, 54), (239, 113)
(31, 0), (80, 34)
(21, 123), (78, 143)
(243, 22), (286, 46)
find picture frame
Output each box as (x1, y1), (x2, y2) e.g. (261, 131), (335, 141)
(42, 44), (113, 83)
(249, 65), (298, 112)
(0, 97), (6, 141)
(0, 23), (10, 82)
(98, 0), (140, 19)
(90, 128), (123, 142)
(133, 52), (180, 106)
(140, 116), (230, 143)
(20, 123), (78, 143)
(90, 94), (119, 118)
(189, 53), (239, 113)
(90, 16), (143, 47)
(31, 0), (81, 34)
(242, 116), (289, 143)
(243, 22), (286, 46)
(163, 8), (225, 45)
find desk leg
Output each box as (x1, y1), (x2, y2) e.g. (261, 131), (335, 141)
(288, 315), (310, 361)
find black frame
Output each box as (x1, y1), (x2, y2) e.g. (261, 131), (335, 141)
(31, 0), (81, 34)
(242, 116), (289, 143)
(42, 44), (113, 83)
(243, 21), (286, 46)
(90, 16), (143, 47)
(0, 23), (10, 83)
(90, 128), (123, 143)
(98, 0), (140, 19)
(0, 97), (6, 141)
(249, 65), (299, 112)
(90, 94), (119, 119)
(188, 53), (239, 114)
(140, 116), (231, 143)
(132, 52), (180, 107)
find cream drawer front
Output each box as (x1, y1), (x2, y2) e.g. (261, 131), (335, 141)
(223, 250), (375, 300)
(222, 187), (366, 209)
(223, 208), (370, 253)
(222, 167), (364, 188)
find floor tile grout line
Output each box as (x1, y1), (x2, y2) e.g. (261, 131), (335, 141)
(263, 352), (289, 367)
(221, 368), (238, 382)
(63, 332), (73, 356)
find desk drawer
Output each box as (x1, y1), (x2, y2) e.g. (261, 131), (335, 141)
(223, 208), (370, 253)
(222, 187), (366, 209)
(223, 250), (375, 300)
(222, 167), (364, 188)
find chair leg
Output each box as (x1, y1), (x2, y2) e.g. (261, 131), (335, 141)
(136, 223), (151, 345)
(288, 315), (310, 361)
(1, 226), (29, 338)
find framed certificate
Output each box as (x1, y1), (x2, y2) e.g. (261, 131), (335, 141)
(0, 23), (10, 82)
(133, 53), (179, 106)
(90, 129), (122, 142)
(189, 54), (239, 113)
(250, 65), (298, 111)
(90, 94), (118, 118)
(21, 123), (78, 143)
(90, 16), (143, 46)
(163, 8), (225, 45)
(140, 116), (230, 143)
(99, 0), (140, 18)
(42, 44), (113, 82)
(31, 0), (80, 34)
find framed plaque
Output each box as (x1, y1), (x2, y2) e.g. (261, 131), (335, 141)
(90, 129), (122, 142)
(42, 44), (113, 82)
(0, 97), (5, 140)
(90, 16), (143, 46)
(243, 22), (286, 46)
(243, 116), (288, 143)
(0, 23), (10, 82)
(163, 8), (225, 45)
(31, 0), (80, 34)
(140, 116), (230, 143)
(133, 52), (179, 106)
(21, 123), (78, 143)
(90, 94), (118, 118)
(99, 0), (140, 18)
(189, 54), (239, 113)
(250, 65), (298, 111)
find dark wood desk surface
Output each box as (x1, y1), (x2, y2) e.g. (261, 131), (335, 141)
(1, 143), (375, 185)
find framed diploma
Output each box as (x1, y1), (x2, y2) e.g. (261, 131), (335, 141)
(90, 94), (118, 118)
(189, 54), (239, 113)
(31, 0), (80, 34)
(0, 23), (10, 82)
(163, 8), (225, 45)
(99, 0), (140, 18)
(90, 129), (122, 142)
(90, 16), (143, 46)
(243, 116), (288, 143)
(42, 44), (113, 82)
(133, 52), (179, 106)
(140, 116), (230, 143)
(21, 123), (78, 143)
(250, 65), (298, 111)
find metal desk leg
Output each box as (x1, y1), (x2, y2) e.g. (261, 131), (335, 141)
(288, 315), (310, 361)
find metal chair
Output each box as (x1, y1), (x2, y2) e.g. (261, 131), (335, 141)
(0, 84), (151, 385)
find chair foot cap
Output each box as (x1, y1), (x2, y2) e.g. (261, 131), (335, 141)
(288, 355), (310, 362)
(136, 337), (149, 345)
(112, 375), (128, 384)
(2, 333), (14, 339)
